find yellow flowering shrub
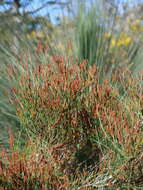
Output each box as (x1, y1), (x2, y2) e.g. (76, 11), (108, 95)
(130, 19), (143, 33)
(116, 33), (131, 46)
(105, 16), (143, 50)
(27, 31), (47, 39)
(105, 32), (132, 49)
(104, 18), (141, 67)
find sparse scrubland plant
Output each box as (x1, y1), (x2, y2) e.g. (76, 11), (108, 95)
(0, 50), (142, 189)
(0, 0), (143, 189)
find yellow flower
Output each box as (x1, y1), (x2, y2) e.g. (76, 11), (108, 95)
(30, 31), (37, 38)
(104, 32), (111, 39)
(134, 19), (141, 25)
(117, 36), (131, 46)
(130, 19), (143, 32)
(110, 33), (132, 48)
(124, 37), (131, 45)
(27, 31), (37, 39)
(116, 33), (132, 47)
(110, 38), (116, 48)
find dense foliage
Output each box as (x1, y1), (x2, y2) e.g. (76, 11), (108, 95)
(0, 0), (143, 189)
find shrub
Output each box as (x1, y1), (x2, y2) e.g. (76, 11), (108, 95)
(0, 136), (71, 190)
(4, 53), (141, 188)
